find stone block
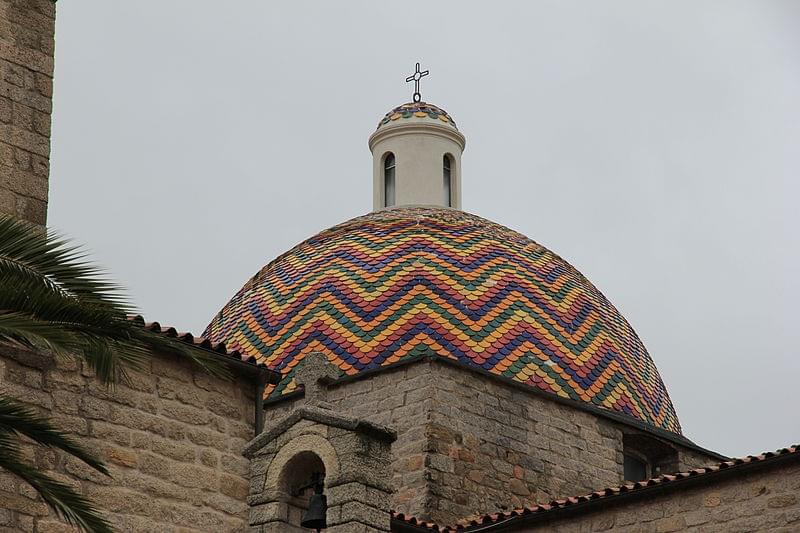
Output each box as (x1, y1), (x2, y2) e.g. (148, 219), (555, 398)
(767, 494), (797, 508)
(682, 509), (711, 526)
(654, 516), (686, 532)
(0, 380), (51, 408)
(82, 485), (153, 516)
(208, 392), (243, 418)
(249, 502), (288, 525)
(327, 523), (387, 533)
(45, 366), (86, 393)
(333, 500), (391, 530)
(161, 398), (212, 425)
(221, 452), (250, 477)
(426, 453), (454, 473)
(151, 357), (192, 383)
(704, 493), (721, 507)
(35, 519), (82, 533)
(203, 491), (248, 516)
(103, 444), (138, 468)
(220, 472), (250, 500)
(157, 501), (226, 529)
(168, 461), (219, 491)
(327, 481), (368, 506)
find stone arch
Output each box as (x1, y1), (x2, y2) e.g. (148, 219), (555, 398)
(262, 433), (341, 529)
(264, 433), (341, 495)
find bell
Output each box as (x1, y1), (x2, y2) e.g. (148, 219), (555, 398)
(300, 491), (327, 531)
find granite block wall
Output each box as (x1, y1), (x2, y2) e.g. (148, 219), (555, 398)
(0, 0), (54, 226)
(521, 458), (800, 532)
(0, 346), (257, 532)
(262, 358), (719, 525)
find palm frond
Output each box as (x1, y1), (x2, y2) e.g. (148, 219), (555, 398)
(0, 215), (230, 531)
(130, 327), (231, 380)
(0, 432), (112, 533)
(0, 259), (228, 382)
(0, 216), (129, 309)
(0, 311), (82, 356)
(0, 397), (108, 475)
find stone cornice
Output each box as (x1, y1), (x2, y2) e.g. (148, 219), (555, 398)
(243, 405), (397, 458)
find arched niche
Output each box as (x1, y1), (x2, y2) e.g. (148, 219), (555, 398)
(262, 433), (340, 526)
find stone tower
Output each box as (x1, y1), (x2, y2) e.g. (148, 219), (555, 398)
(0, 0), (55, 226)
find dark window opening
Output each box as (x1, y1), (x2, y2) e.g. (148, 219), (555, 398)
(622, 432), (680, 482)
(623, 454), (648, 482)
(443, 154), (452, 207)
(384, 153), (396, 207)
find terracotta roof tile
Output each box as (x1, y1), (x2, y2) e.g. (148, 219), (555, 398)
(128, 315), (277, 378)
(391, 444), (800, 532)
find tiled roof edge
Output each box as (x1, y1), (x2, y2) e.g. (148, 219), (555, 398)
(127, 315), (280, 383)
(390, 444), (800, 532)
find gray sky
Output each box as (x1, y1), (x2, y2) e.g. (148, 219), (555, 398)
(49, 1), (800, 458)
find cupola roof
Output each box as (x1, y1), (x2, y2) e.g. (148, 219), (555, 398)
(204, 207), (681, 434)
(377, 101), (458, 131)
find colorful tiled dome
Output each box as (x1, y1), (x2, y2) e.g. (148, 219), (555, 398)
(377, 102), (457, 130)
(204, 207), (680, 434)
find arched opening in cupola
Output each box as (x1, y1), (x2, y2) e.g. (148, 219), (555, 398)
(443, 153), (453, 207)
(384, 152), (396, 207)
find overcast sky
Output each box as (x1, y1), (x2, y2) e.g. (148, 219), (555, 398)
(49, 1), (799, 458)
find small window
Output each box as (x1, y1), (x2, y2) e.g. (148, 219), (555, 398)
(623, 454), (648, 482)
(384, 153), (396, 207)
(622, 432), (679, 482)
(443, 155), (452, 207)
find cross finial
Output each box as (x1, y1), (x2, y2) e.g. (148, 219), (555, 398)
(294, 352), (339, 409)
(405, 62), (429, 103)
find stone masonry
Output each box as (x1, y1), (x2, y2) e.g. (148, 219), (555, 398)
(245, 406), (397, 533)
(0, 0), (54, 225)
(0, 345), (259, 532)
(246, 353), (397, 533)
(262, 358), (720, 526)
(515, 454), (800, 532)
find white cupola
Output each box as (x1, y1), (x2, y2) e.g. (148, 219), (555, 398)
(368, 65), (465, 211)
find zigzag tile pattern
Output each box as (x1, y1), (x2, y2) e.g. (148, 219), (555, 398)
(204, 207), (681, 433)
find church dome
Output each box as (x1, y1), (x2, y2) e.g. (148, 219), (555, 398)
(204, 207), (681, 434)
(377, 101), (458, 131)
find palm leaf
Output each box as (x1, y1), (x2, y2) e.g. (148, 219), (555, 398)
(0, 432), (112, 533)
(0, 397), (108, 475)
(0, 311), (83, 356)
(0, 215), (229, 382)
(0, 214), (230, 531)
(0, 216), (128, 308)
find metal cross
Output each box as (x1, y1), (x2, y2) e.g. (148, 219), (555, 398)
(405, 62), (429, 103)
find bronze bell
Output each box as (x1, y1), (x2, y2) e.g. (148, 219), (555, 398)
(300, 482), (327, 531)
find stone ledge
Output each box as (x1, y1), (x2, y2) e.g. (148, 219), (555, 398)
(244, 406), (397, 458)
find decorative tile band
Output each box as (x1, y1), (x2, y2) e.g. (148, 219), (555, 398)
(204, 207), (680, 433)
(377, 102), (457, 130)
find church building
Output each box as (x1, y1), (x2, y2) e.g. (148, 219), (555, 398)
(0, 3), (798, 532)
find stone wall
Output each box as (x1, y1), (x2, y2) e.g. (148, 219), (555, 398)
(263, 358), (720, 525)
(264, 360), (434, 520)
(0, 0), (54, 225)
(423, 361), (624, 523)
(519, 456), (800, 532)
(0, 346), (258, 532)
(245, 404), (396, 533)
